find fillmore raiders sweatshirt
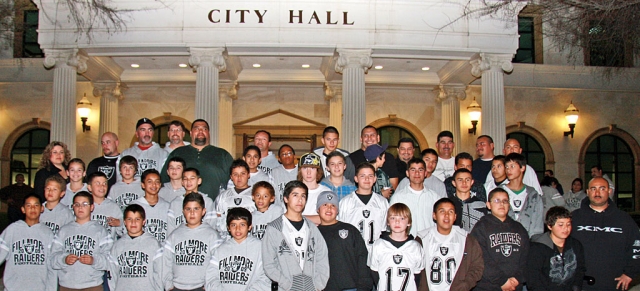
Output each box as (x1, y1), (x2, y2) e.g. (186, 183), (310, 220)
(109, 232), (163, 291)
(206, 235), (271, 291)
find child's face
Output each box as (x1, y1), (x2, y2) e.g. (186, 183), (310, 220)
(141, 173), (162, 196)
(22, 196), (43, 221)
(67, 162), (85, 182)
(326, 156), (346, 177)
(243, 149), (261, 171)
(278, 146), (296, 168)
(167, 162), (184, 180)
(455, 159), (473, 172)
(182, 171), (201, 193)
(549, 218), (572, 240)
(452, 172), (473, 193)
(284, 187), (307, 214)
(407, 163), (426, 185)
(375, 154), (386, 168)
(88, 177), (108, 199)
(121, 163), (136, 181)
(300, 166), (318, 183)
(183, 201), (205, 227)
(252, 187), (275, 212)
(423, 153), (438, 174)
(433, 202), (456, 233)
(72, 196), (94, 220)
(491, 160), (506, 181)
(388, 214), (410, 235)
(317, 203), (338, 223)
(124, 211), (145, 237)
(230, 167), (249, 189)
(228, 218), (251, 242)
(44, 181), (64, 202)
(505, 161), (525, 181)
(354, 168), (375, 191)
(487, 192), (510, 220)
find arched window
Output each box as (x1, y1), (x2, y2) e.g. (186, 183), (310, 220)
(10, 128), (50, 186)
(153, 123), (191, 148)
(584, 134), (635, 211)
(506, 132), (546, 182)
(378, 126), (421, 159)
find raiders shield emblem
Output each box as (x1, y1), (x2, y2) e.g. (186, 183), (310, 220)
(234, 197), (242, 206)
(124, 195), (135, 205)
(231, 260), (242, 272)
(186, 243), (197, 255)
(257, 229), (265, 239)
(514, 200), (522, 208)
(440, 246), (449, 256)
(126, 256), (137, 267)
(99, 166), (114, 180)
(393, 254), (403, 265)
(295, 237), (303, 246)
(500, 245), (512, 257)
(339, 229), (349, 239)
(362, 210), (371, 218)
(24, 242), (35, 254)
(147, 222), (158, 234)
(74, 239), (85, 250)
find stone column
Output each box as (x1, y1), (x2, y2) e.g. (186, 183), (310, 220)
(436, 84), (467, 154)
(471, 53), (513, 154)
(43, 49), (88, 157)
(335, 49), (372, 152)
(93, 82), (125, 139)
(218, 81), (238, 154)
(325, 81), (343, 143)
(189, 47), (226, 146)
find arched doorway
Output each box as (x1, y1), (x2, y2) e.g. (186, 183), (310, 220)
(1, 119), (51, 187)
(369, 115), (429, 159)
(506, 122), (555, 182)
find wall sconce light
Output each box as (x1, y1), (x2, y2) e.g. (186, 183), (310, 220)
(77, 93), (92, 132)
(563, 101), (579, 138)
(467, 97), (481, 135)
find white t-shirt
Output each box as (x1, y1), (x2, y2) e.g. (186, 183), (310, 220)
(281, 216), (309, 270)
(433, 157), (455, 182)
(503, 186), (528, 220)
(302, 184), (331, 216)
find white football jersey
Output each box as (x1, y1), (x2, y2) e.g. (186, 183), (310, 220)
(214, 187), (257, 216)
(338, 192), (389, 253)
(418, 226), (467, 291)
(369, 237), (424, 291)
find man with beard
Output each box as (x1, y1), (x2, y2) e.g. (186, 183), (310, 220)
(163, 120), (190, 154)
(120, 118), (168, 180)
(161, 119), (233, 200)
(86, 132), (120, 190)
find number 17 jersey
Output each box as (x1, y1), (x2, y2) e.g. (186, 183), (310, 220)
(338, 192), (389, 254)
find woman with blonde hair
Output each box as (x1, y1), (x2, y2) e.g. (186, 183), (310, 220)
(34, 141), (71, 201)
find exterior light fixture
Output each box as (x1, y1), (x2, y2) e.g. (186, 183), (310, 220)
(467, 97), (481, 135)
(564, 101), (579, 138)
(77, 93), (92, 132)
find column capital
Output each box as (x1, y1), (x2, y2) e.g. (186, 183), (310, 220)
(335, 48), (373, 74)
(92, 81), (126, 100)
(189, 47), (226, 72)
(324, 81), (342, 101)
(470, 53), (513, 77)
(435, 84), (467, 102)
(43, 48), (88, 73)
(219, 81), (238, 100)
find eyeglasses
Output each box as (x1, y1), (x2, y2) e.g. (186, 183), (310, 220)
(73, 202), (91, 208)
(280, 152), (294, 157)
(490, 199), (509, 205)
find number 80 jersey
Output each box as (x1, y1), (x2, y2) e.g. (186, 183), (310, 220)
(369, 237), (424, 291)
(338, 192), (389, 253)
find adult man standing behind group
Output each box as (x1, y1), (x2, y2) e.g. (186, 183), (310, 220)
(313, 126), (355, 181)
(349, 126), (399, 189)
(485, 138), (542, 196)
(163, 120), (190, 154)
(161, 119), (233, 200)
(254, 130), (280, 175)
(120, 118), (168, 179)
(86, 132), (120, 189)
(433, 131), (456, 182)
(472, 135), (495, 183)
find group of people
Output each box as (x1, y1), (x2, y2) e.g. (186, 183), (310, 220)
(0, 117), (637, 291)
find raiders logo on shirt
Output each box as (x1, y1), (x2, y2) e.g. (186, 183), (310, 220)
(514, 200), (522, 208)
(363, 210), (370, 218)
(295, 237), (303, 246)
(234, 198), (242, 206)
(339, 229), (349, 239)
(440, 246), (449, 256)
(393, 254), (403, 264)
(501, 245), (512, 257)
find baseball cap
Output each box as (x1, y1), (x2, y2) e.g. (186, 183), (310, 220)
(364, 144), (388, 162)
(316, 191), (339, 211)
(298, 152), (321, 168)
(136, 118), (155, 130)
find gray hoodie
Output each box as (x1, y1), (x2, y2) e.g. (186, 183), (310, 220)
(162, 223), (223, 290)
(132, 196), (170, 243)
(119, 142), (169, 179)
(0, 221), (56, 291)
(92, 198), (125, 239)
(261, 216), (329, 291)
(167, 191), (216, 234)
(51, 220), (113, 289)
(206, 236), (271, 291)
(109, 232), (163, 291)
(108, 180), (145, 211)
(503, 185), (544, 237)
(41, 202), (75, 235)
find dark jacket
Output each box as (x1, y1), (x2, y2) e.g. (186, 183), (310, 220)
(444, 176), (487, 202)
(571, 200), (640, 291)
(34, 166), (66, 202)
(527, 233), (586, 291)
(447, 192), (488, 232)
(418, 233), (484, 291)
(470, 214), (530, 291)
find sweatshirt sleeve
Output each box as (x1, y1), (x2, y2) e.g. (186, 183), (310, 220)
(572, 239), (586, 290)
(529, 190), (545, 236)
(151, 246), (164, 291)
(205, 251), (222, 291)
(247, 250), (271, 291)
(261, 227), (292, 290)
(91, 228), (114, 271)
(623, 217), (640, 278)
(312, 231), (330, 290)
(451, 235), (484, 291)
(525, 243), (549, 291)
(50, 232), (70, 270)
(354, 228), (374, 291)
(162, 237), (175, 290)
(515, 228), (530, 286)
(107, 250), (119, 291)
(0, 227), (11, 265)
(470, 225), (510, 287)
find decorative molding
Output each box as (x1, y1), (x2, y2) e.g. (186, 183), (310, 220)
(470, 53), (513, 77)
(188, 47), (227, 72)
(92, 81), (126, 100)
(324, 81), (342, 101)
(220, 81), (239, 100)
(435, 84), (467, 102)
(335, 48), (373, 74)
(234, 109), (326, 127)
(43, 49), (88, 73)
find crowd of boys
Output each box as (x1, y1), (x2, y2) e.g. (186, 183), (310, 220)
(0, 118), (638, 291)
